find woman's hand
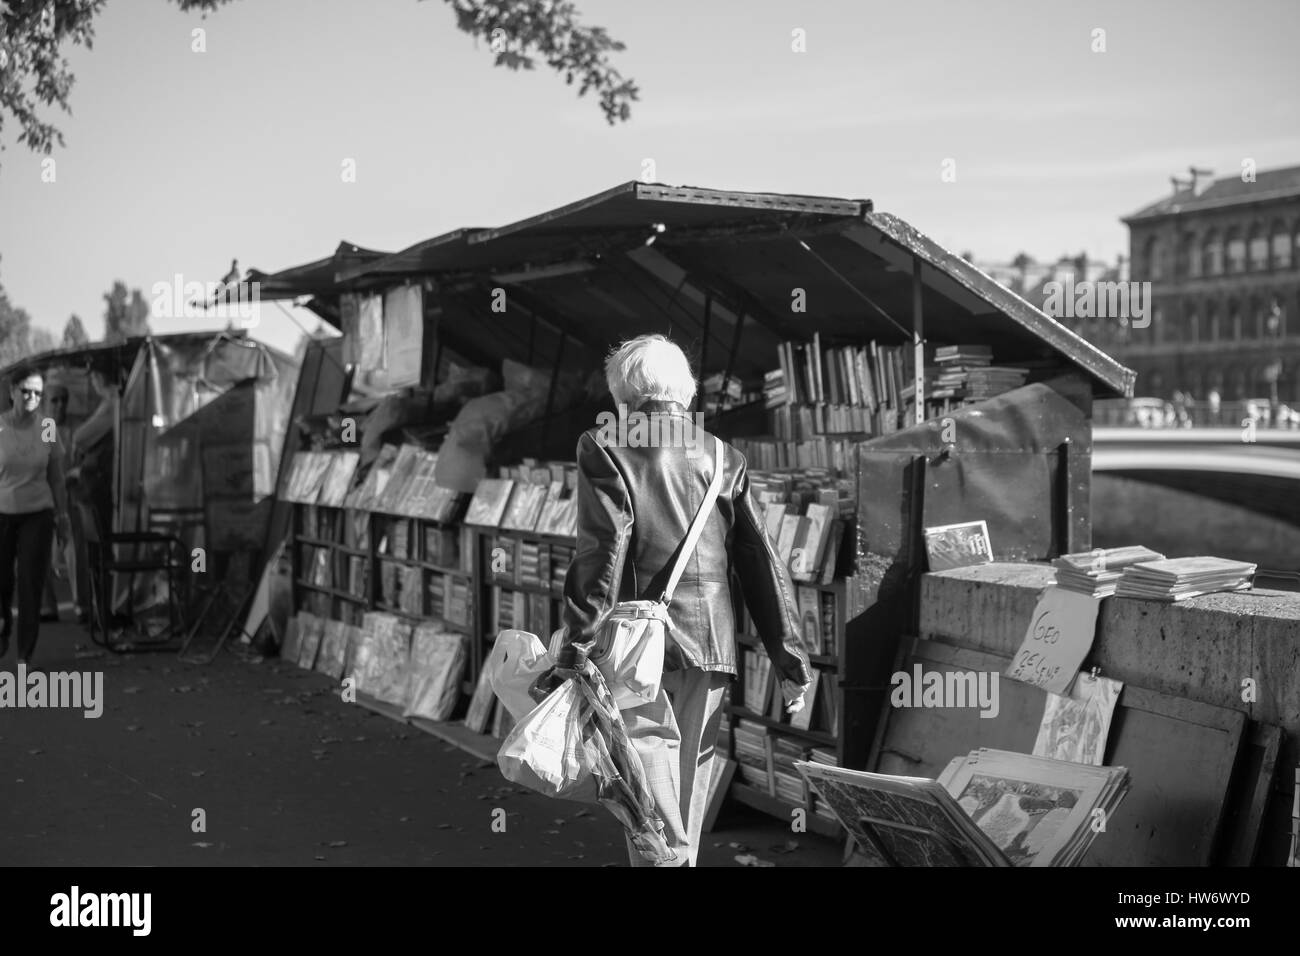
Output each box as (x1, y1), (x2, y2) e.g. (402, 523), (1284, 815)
(780, 677), (808, 714)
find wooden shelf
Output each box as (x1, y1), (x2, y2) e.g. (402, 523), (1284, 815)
(475, 526), (577, 544)
(420, 561), (473, 577)
(295, 580), (368, 604)
(372, 509), (462, 525)
(298, 535), (368, 557)
(728, 781), (841, 838)
(725, 705), (838, 746)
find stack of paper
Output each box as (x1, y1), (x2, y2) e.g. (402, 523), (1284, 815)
(937, 749), (1130, 867)
(1052, 546), (1166, 597)
(1114, 556), (1256, 602)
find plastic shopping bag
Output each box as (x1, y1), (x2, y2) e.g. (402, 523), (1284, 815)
(486, 629), (552, 723)
(497, 679), (599, 803)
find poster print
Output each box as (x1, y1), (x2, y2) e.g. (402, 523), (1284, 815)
(1033, 674), (1124, 766)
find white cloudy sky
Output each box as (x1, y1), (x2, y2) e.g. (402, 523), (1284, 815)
(1, 0), (1297, 354)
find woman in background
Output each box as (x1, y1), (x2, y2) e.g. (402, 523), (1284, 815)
(0, 365), (70, 664)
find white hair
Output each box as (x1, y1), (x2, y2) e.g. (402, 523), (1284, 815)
(605, 334), (697, 409)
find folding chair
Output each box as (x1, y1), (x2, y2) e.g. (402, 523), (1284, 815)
(80, 500), (188, 653)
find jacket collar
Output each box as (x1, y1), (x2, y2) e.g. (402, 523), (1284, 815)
(635, 399), (692, 418)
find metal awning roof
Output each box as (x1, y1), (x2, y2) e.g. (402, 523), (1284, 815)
(280, 181), (1137, 398)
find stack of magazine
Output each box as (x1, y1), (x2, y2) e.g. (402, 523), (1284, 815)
(1113, 556), (1256, 602)
(797, 748), (1129, 867)
(1052, 546), (1166, 597)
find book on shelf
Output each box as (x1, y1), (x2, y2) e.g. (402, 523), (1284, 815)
(295, 613), (326, 670)
(733, 718), (771, 793)
(317, 451), (361, 507)
(742, 648), (774, 715)
(463, 665), (497, 734)
(346, 444), (399, 512)
(404, 624), (468, 722)
(464, 478), (515, 527)
(399, 565), (424, 616)
(500, 482), (549, 532)
(314, 619), (350, 680)
(794, 586), (821, 657)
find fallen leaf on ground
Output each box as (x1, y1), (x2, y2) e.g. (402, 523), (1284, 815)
(735, 854), (775, 867)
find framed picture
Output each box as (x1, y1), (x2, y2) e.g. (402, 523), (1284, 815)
(923, 520), (993, 572)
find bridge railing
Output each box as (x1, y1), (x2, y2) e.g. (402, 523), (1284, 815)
(1095, 399), (1300, 429)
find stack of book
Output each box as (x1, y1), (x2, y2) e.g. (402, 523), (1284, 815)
(733, 718), (769, 790)
(807, 748), (839, 822)
(931, 345), (1028, 404)
(1114, 556), (1256, 602)
(771, 737), (807, 806)
(445, 578), (472, 627)
(1052, 546), (1167, 597)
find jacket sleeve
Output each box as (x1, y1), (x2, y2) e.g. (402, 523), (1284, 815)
(560, 431), (633, 653)
(731, 453), (812, 688)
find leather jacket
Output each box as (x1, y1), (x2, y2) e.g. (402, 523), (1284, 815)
(559, 400), (812, 687)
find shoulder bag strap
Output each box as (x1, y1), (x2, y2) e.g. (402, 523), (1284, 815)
(661, 436), (726, 604)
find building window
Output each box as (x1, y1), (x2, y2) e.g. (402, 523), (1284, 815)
(1143, 235), (1162, 280)
(1271, 221), (1291, 270)
(1156, 306), (1175, 342)
(1225, 228), (1246, 273)
(1199, 307), (1217, 343)
(1229, 302), (1242, 341)
(1203, 231), (1223, 275)
(1248, 224), (1268, 271)
(1179, 231), (1200, 277)
(1187, 310), (1198, 344)
(1249, 298), (1264, 339)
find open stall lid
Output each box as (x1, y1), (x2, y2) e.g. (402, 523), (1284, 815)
(296, 182), (1136, 398)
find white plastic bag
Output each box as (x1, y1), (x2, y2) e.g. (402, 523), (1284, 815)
(497, 680), (599, 803)
(486, 629), (552, 722)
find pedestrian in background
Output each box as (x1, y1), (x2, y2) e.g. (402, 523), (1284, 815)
(0, 365), (71, 664)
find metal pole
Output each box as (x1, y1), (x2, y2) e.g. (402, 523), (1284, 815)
(912, 258), (925, 426)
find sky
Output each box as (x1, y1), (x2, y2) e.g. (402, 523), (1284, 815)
(1, 0), (1297, 354)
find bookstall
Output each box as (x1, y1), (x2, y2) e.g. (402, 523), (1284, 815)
(266, 180), (1141, 843)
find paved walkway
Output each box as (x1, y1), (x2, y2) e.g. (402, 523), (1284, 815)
(1, 616), (842, 868)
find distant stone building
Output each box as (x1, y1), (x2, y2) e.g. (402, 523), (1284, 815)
(1111, 165), (1300, 401)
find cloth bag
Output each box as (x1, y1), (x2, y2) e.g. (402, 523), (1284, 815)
(591, 437), (725, 710)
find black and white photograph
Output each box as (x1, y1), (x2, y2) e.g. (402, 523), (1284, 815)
(0, 0), (1296, 931)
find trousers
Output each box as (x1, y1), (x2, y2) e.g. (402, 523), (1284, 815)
(0, 509), (55, 660)
(621, 666), (730, 867)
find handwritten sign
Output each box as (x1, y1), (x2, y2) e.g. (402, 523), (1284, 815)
(1005, 586), (1100, 694)
(923, 520), (993, 572)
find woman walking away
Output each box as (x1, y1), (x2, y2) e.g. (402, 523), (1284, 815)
(532, 335), (813, 867)
(0, 365), (71, 664)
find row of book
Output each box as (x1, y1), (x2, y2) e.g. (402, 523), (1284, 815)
(464, 463), (580, 537)
(374, 517), (471, 573)
(491, 586), (559, 638)
(731, 435), (859, 474)
(767, 335), (916, 414)
(731, 713), (840, 820)
(488, 536), (573, 594)
(284, 611), (467, 721)
(300, 506), (370, 551)
(299, 544), (370, 601)
(283, 446), (468, 522)
(749, 469), (854, 585)
(739, 647), (839, 736)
